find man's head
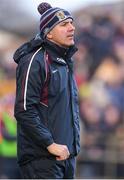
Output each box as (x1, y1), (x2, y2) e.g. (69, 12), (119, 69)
(38, 2), (75, 47)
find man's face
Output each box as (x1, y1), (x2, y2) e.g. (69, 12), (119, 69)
(46, 18), (75, 47)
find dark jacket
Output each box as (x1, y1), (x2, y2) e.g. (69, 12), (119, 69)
(13, 35), (80, 165)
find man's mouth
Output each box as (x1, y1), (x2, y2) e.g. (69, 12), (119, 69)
(67, 34), (74, 38)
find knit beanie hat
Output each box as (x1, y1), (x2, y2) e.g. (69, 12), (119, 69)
(37, 2), (73, 38)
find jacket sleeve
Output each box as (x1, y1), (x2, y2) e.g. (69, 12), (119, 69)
(14, 50), (54, 148)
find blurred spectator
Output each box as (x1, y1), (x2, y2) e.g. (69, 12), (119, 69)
(75, 6), (124, 177)
(101, 103), (122, 133)
(0, 95), (21, 179)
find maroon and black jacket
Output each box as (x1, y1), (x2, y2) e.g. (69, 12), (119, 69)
(13, 35), (80, 165)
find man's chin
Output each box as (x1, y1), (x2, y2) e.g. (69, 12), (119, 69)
(69, 43), (75, 47)
(66, 40), (75, 47)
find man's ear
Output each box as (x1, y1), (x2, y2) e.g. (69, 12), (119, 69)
(46, 32), (52, 39)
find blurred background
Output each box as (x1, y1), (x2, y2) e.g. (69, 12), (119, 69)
(0, 0), (124, 178)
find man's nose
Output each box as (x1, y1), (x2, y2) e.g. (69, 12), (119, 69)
(68, 23), (75, 31)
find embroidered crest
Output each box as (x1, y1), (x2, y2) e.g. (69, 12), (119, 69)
(56, 11), (66, 20)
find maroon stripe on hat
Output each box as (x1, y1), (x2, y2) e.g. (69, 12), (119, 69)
(40, 12), (56, 31)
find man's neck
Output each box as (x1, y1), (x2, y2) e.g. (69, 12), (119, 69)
(46, 38), (69, 49)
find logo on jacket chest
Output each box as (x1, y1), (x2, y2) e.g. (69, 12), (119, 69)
(57, 58), (66, 64)
(52, 69), (58, 74)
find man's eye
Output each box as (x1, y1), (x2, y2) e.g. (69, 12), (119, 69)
(61, 23), (66, 26)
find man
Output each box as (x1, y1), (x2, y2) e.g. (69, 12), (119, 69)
(13, 2), (80, 179)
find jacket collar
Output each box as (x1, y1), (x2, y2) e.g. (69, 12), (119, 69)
(13, 33), (78, 65)
(42, 39), (78, 64)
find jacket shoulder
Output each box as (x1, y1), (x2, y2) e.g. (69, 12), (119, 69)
(33, 46), (44, 63)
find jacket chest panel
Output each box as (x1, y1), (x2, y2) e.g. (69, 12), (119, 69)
(49, 64), (68, 96)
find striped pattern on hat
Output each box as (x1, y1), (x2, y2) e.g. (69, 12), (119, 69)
(38, 3), (73, 38)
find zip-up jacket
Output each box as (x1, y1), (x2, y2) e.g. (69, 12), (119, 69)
(13, 36), (80, 165)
